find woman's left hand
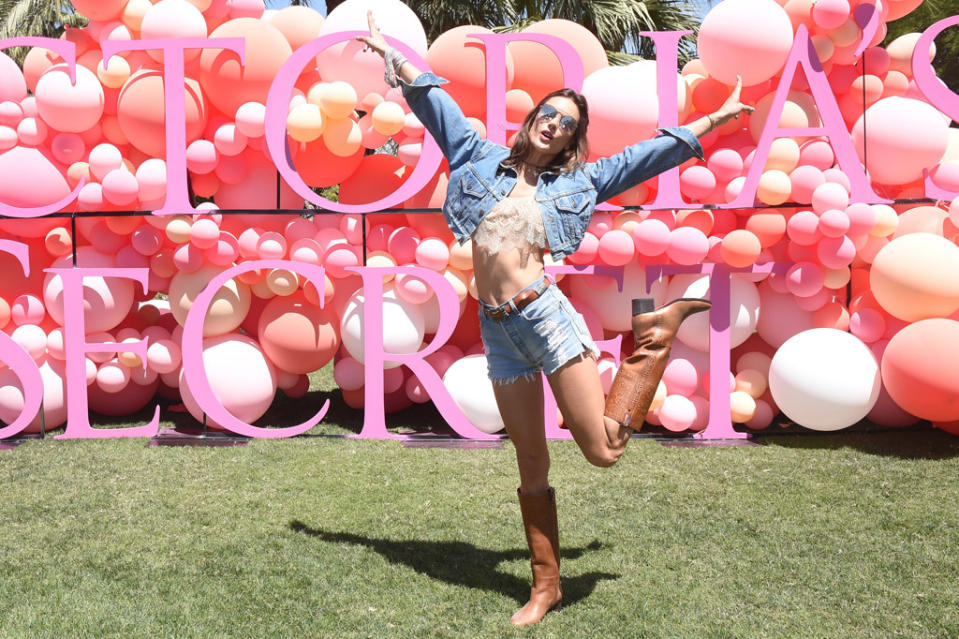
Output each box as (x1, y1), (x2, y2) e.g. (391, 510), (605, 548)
(709, 76), (755, 127)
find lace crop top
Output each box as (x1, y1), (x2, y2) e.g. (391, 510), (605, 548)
(471, 197), (548, 257)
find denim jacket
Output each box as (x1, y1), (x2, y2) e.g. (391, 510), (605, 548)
(401, 72), (704, 260)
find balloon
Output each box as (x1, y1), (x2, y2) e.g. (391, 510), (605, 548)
(340, 285), (425, 369)
(339, 153), (410, 205)
(666, 227), (709, 265)
(568, 262), (669, 332)
(662, 358), (699, 397)
(179, 333), (277, 429)
(0, 357), (67, 433)
(200, 18), (293, 118)
(140, 0), (208, 62)
(442, 354), (504, 434)
(666, 273), (759, 351)
(0, 52), (27, 103)
(117, 69), (207, 157)
(169, 264), (252, 337)
(371, 101), (405, 136)
(43, 248), (135, 333)
(756, 281), (816, 348)
(269, 5), (325, 51)
(597, 229), (635, 266)
(215, 154), (303, 210)
(851, 98), (949, 185)
(257, 292), (339, 374)
(659, 395), (697, 432)
(720, 229), (761, 267)
(698, 0), (794, 86)
(292, 136), (365, 188)
(581, 65), (659, 157)
(881, 319), (959, 422)
(0, 146), (72, 210)
(316, 0), (428, 100)
(34, 64), (104, 133)
(769, 328), (880, 430)
(72, 0), (127, 21)
(870, 233), (959, 322)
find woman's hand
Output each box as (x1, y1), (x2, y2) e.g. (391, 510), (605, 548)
(355, 10), (388, 57)
(709, 76), (754, 127)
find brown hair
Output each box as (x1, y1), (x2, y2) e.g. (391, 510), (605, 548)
(504, 88), (590, 175)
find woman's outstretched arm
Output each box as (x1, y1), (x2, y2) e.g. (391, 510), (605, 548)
(355, 12), (485, 170)
(685, 75), (754, 138)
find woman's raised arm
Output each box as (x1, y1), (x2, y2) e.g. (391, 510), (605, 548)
(356, 12), (485, 170)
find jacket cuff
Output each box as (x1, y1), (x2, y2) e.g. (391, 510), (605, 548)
(400, 72), (449, 98)
(658, 126), (705, 162)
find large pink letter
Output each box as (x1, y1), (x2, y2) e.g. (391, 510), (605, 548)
(101, 38), (246, 216)
(0, 38), (84, 217)
(723, 25), (890, 208)
(912, 15), (959, 123)
(641, 30), (698, 210)
(264, 32), (442, 213)
(346, 265), (502, 440)
(50, 267), (159, 439)
(0, 240), (43, 439)
(181, 260), (329, 438)
(468, 32), (585, 146)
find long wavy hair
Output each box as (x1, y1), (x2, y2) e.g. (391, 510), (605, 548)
(504, 88), (590, 175)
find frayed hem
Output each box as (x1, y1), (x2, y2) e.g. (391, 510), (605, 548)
(489, 371), (539, 386)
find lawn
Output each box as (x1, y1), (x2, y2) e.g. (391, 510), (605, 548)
(1, 371), (957, 638)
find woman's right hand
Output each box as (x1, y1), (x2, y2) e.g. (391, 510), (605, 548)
(355, 10), (389, 57)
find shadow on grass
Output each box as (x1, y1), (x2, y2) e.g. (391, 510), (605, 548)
(759, 423), (959, 460)
(289, 520), (618, 606)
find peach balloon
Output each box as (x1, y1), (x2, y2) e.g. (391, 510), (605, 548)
(117, 70), (207, 157)
(870, 233), (959, 322)
(269, 5), (325, 51)
(720, 229), (762, 267)
(169, 264), (252, 336)
(698, 0), (794, 86)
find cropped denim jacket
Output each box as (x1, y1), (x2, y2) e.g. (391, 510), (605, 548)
(401, 72), (704, 260)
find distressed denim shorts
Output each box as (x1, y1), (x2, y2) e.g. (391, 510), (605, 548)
(478, 275), (600, 385)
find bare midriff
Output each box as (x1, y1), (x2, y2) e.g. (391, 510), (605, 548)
(472, 231), (546, 307)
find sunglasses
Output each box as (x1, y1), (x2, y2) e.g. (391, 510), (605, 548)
(536, 104), (578, 134)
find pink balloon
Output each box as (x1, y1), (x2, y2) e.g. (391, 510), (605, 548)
(214, 123), (248, 156)
(394, 273), (433, 304)
(662, 358), (699, 397)
(850, 307), (885, 343)
(206, 231), (241, 266)
(132, 225), (163, 256)
(43, 248), (134, 333)
(34, 64), (104, 133)
(851, 97), (950, 185)
(0, 146), (71, 210)
(582, 65), (660, 156)
(680, 165), (717, 201)
(257, 231), (287, 259)
(698, 0), (794, 86)
(96, 360), (131, 394)
(799, 139), (835, 170)
(812, 0), (850, 29)
(632, 219), (671, 256)
(388, 226), (421, 264)
(235, 101), (266, 138)
(333, 356), (365, 391)
(818, 209), (850, 238)
(190, 218), (221, 249)
(785, 262), (825, 297)
(102, 169), (140, 206)
(414, 237), (450, 271)
(845, 202), (877, 236)
(173, 242), (205, 273)
(89, 143), (123, 181)
(786, 210), (821, 245)
(11, 294), (45, 326)
(659, 395), (697, 432)
(50, 133), (85, 165)
(789, 165), (825, 205)
(666, 227), (709, 265)
(811, 181), (849, 215)
(707, 148), (743, 182)
(597, 229), (635, 266)
(567, 231), (599, 264)
(324, 245), (361, 278)
(187, 139), (219, 174)
(817, 235), (856, 268)
(140, 0), (208, 61)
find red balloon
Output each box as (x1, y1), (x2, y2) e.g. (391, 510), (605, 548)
(291, 136), (364, 188)
(339, 154), (411, 206)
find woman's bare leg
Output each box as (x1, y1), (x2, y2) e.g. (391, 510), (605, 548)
(492, 375), (550, 494)
(546, 354), (631, 467)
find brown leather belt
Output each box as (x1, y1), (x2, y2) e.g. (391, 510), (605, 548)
(483, 279), (551, 322)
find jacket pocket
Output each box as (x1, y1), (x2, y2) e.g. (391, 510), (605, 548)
(552, 190), (592, 239)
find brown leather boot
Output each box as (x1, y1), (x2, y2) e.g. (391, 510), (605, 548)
(604, 297), (712, 431)
(510, 487), (562, 626)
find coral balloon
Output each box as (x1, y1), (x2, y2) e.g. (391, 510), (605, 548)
(257, 292), (339, 374)
(870, 233), (959, 322)
(881, 319), (959, 422)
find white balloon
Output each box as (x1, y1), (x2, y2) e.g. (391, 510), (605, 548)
(769, 329), (880, 431)
(442, 354), (504, 434)
(664, 273), (759, 352)
(340, 285), (425, 369)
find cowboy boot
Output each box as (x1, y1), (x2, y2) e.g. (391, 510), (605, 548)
(604, 297), (712, 431)
(510, 487), (562, 626)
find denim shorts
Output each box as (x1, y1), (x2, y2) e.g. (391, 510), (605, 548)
(478, 276), (600, 384)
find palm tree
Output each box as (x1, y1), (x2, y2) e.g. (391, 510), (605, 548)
(328, 0), (705, 66)
(0, 0), (85, 63)
(882, 0), (958, 94)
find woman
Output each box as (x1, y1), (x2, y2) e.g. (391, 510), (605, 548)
(359, 15), (753, 626)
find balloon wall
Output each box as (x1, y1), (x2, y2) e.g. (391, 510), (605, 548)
(0, 0), (957, 438)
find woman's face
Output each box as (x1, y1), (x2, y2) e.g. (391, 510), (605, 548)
(527, 96), (580, 160)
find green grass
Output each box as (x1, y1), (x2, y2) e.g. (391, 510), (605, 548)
(1, 370), (958, 638)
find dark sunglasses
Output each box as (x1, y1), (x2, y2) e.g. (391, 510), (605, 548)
(536, 104), (578, 134)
